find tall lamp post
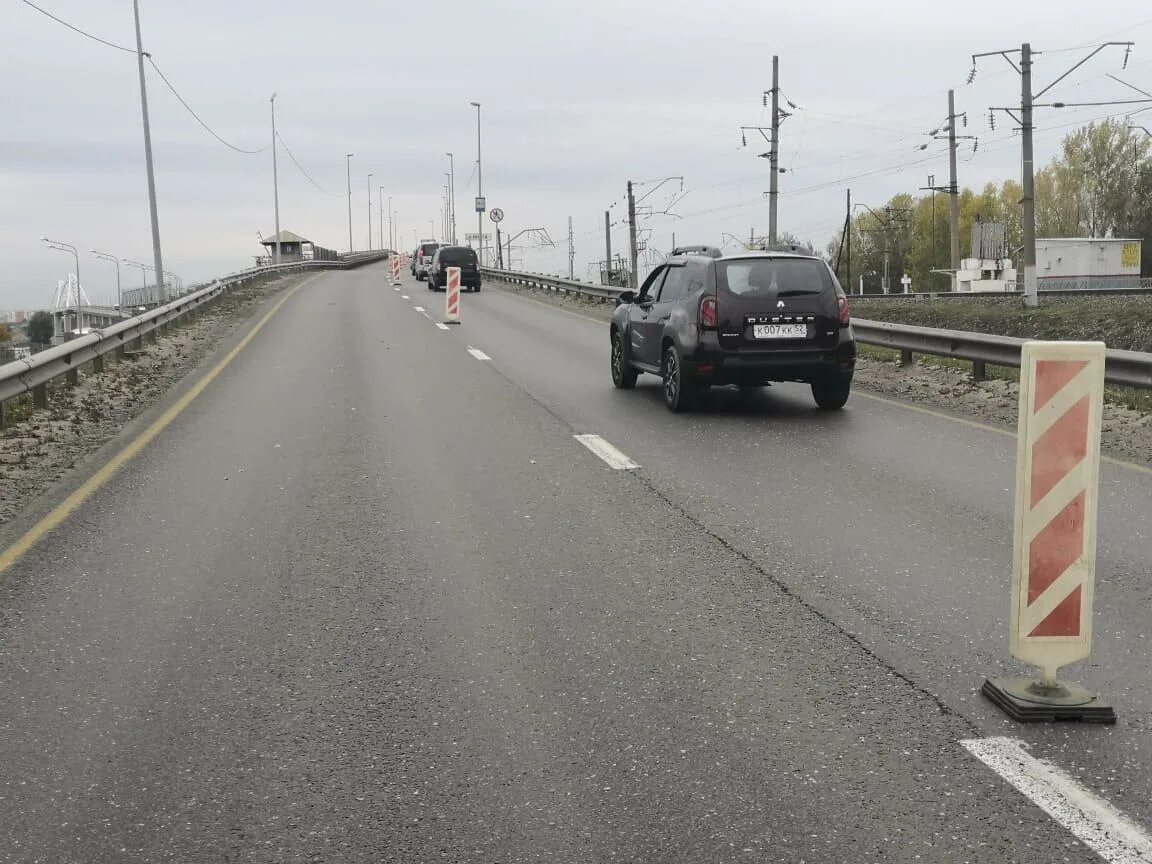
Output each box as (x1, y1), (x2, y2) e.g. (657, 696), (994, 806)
(270, 93), (281, 265)
(378, 186), (386, 250)
(470, 101), (483, 263)
(132, 0), (165, 303)
(90, 249), (122, 312)
(123, 259), (154, 306)
(367, 172), (374, 251)
(345, 153), (354, 253)
(446, 152), (456, 244)
(41, 237), (82, 333)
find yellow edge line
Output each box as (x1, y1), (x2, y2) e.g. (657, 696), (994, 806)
(0, 275), (319, 576)
(854, 389), (1152, 477)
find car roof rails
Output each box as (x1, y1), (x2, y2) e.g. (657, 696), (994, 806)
(669, 245), (723, 258)
(757, 242), (817, 255)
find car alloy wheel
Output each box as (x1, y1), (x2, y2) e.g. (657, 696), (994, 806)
(611, 331), (637, 389)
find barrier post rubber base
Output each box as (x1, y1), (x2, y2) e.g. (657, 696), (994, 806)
(442, 320), (461, 326)
(982, 677), (1116, 724)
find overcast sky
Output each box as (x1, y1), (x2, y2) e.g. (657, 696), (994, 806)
(3, 0), (1152, 309)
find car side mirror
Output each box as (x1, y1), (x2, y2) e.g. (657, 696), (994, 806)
(616, 290), (635, 306)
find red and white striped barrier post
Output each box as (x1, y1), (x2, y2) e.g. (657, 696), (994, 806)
(983, 341), (1115, 723)
(390, 254), (402, 286)
(444, 266), (461, 325)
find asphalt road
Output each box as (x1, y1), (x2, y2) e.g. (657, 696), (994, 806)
(0, 264), (1144, 862)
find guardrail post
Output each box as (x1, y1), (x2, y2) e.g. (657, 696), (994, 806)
(900, 349), (914, 367)
(972, 359), (987, 381)
(92, 355), (105, 374)
(32, 384), (48, 408)
(65, 367), (79, 387)
(116, 343), (127, 360)
(0, 399), (5, 430)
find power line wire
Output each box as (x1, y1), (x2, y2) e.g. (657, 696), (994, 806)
(276, 133), (343, 196)
(147, 57), (265, 154)
(20, 0), (135, 53)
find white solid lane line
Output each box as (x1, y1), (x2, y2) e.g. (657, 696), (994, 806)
(573, 434), (640, 470)
(435, 323), (450, 330)
(467, 347), (491, 361)
(962, 738), (1152, 864)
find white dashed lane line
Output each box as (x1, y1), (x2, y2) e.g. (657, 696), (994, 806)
(435, 323), (450, 330)
(414, 306), (425, 312)
(401, 294), (410, 299)
(962, 738), (1152, 864)
(573, 434), (640, 470)
(467, 347), (491, 361)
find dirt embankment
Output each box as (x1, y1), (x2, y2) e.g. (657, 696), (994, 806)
(0, 273), (306, 527)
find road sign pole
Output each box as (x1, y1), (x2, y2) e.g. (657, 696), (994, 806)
(982, 340), (1115, 723)
(445, 266), (461, 324)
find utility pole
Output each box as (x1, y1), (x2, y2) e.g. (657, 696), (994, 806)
(345, 153), (354, 253)
(604, 210), (612, 284)
(446, 153), (456, 244)
(853, 203), (910, 294)
(974, 40), (1136, 307)
(270, 93), (281, 266)
(947, 90), (961, 289)
(471, 102), (483, 264)
(388, 197), (393, 251)
(367, 172), (374, 251)
(846, 188), (851, 293)
(378, 187), (385, 250)
(568, 216), (574, 279)
(769, 54), (780, 244)
(626, 181), (638, 290)
(132, 0), (165, 303)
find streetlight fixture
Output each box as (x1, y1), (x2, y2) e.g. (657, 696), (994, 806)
(470, 101), (483, 263)
(123, 259), (155, 305)
(90, 249), (123, 312)
(345, 153), (354, 253)
(41, 236), (82, 334)
(367, 172), (374, 251)
(270, 92), (281, 266)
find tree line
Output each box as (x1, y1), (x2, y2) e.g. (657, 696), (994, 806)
(823, 119), (1152, 292)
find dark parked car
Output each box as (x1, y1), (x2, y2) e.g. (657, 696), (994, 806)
(413, 241), (440, 280)
(609, 250), (855, 412)
(427, 246), (481, 292)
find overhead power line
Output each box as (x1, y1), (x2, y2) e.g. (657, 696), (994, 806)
(147, 57), (266, 154)
(20, 0), (135, 53)
(276, 133), (343, 197)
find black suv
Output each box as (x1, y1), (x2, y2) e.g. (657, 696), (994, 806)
(427, 246), (481, 292)
(609, 250), (855, 411)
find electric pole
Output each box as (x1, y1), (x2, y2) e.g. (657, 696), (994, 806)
(132, 0), (165, 303)
(270, 94), (281, 266)
(769, 55), (780, 244)
(604, 210), (612, 284)
(568, 216), (575, 279)
(845, 189), (851, 293)
(626, 181), (638, 290)
(947, 90), (961, 288)
(973, 40), (1136, 307)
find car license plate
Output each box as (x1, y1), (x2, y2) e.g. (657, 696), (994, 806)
(753, 323), (807, 339)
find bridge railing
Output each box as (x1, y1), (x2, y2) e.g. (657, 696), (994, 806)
(481, 267), (1152, 391)
(0, 253), (389, 426)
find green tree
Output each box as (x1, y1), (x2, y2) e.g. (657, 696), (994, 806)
(26, 310), (54, 345)
(0, 323), (11, 343)
(1061, 119), (1150, 237)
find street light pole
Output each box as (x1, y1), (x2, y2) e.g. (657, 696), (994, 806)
(132, 0), (165, 304)
(446, 152), (456, 244)
(42, 237), (82, 333)
(90, 249), (122, 312)
(345, 153), (354, 253)
(471, 102), (483, 264)
(271, 93), (281, 266)
(367, 172), (374, 251)
(378, 187), (385, 250)
(388, 198), (394, 251)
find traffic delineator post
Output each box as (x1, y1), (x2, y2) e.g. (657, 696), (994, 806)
(390, 254), (402, 286)
(444, 266), (461, 325)
(982, 341), (1116, 724)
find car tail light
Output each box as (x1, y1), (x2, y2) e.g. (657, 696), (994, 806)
(837, 294), (850, 325)
(700, 296), (718, 328)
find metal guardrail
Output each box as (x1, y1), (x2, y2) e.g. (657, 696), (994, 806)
(481, 267), (623, 301)
(0, 253), (388, 419)
(482, 267), (1152, 392)
(850, 285), (1152, 300)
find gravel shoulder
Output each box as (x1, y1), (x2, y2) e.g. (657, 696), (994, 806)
(488, 279), (1152, 467)
(0, 272), (308, 528)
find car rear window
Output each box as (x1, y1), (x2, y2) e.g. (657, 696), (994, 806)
(420, 243), (439, 256)
(438, 247), (477, 266)
(717, 258), (831, 296)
